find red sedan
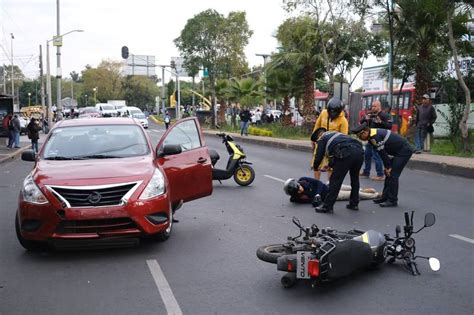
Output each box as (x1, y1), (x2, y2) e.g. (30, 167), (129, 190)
(17, 117), (212, 250)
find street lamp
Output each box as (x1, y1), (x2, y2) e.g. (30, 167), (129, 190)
(256, 53), (270, 108)
(85, 94), (88, 106)
(46, 29), (83, 127)
(28, 92), (31, 106)
(93, 87), (97, 105)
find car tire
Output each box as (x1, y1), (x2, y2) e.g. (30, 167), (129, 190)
(256, 244), (289, 264)
(15, 213), (47, 251)
(153, 210), (173, 242)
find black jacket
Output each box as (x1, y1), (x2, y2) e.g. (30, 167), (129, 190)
(367, 128), (414, 168)
(239, 110), (251, 123)
(360, 111), (392, 130)
(290, 177), (328, 203)
(313, 132), (363, 170)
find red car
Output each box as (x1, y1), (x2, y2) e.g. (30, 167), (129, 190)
(17, 117), (212, 250)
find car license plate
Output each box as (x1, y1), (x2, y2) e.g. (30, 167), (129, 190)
(296, 251), (312, 279)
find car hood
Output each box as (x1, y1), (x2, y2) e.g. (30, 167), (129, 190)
(33, 155), (156, 186)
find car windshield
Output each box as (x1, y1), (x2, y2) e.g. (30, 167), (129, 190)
(42, 124), (150, 159)
(114, 104), (125, 109)
(84, 108), (99, 113)
(101, 105), (114, 110)
(132, 113), (146, 119)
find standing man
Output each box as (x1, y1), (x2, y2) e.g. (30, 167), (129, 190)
(239, 107), (251, 136)
(414, 94), (437, 154)
(353, 123), (414, 207)
(3, 113), (14, 148)
(11, 114), (21, 148)
(359, 100), (392, 180)
(27, 118), (41, 153)
(312, 127), (364, 213)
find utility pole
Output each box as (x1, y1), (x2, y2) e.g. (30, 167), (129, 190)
(161, 66), (165, 115)
(46, 40), (53, 128)
(256, 53), (270, 108)
(11, 33), (14, 102)
(39, 45), (46, 116)
(2, 65), (5, 94)
(56, 0), (62, 119)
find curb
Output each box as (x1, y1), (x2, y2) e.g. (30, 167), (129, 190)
(149, 115), (163, 125)
(203, 130), (474, 179)
(0, 145), (32, 165)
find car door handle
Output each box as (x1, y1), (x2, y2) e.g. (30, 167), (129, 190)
(197, 157), (207, 164)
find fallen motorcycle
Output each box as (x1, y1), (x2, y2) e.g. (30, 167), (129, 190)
(256, 212), (440, 288)
(209, 133), (255, 186)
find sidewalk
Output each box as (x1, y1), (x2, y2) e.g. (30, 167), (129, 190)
(203, 129), (474, 179)
(0, 133), (47, 164)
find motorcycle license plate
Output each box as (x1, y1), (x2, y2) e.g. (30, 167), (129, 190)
(296, 251), (312, 279)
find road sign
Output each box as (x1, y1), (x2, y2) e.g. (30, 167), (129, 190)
(53, 35), (62, 47)
(170, 57), (188, 77)
(203, 68), (208, 78)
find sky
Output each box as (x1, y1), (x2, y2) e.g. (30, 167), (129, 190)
(0, 0), (379, 89)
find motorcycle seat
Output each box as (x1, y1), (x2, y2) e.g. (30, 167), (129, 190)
(209, 149), (220, 165)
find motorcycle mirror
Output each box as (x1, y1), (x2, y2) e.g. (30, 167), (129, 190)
(424, 213), (436, 228)
(429, 257), (440, 272)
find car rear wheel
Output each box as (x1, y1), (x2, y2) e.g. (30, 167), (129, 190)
(15, 214), (47, 251)
(153, 210), (173, 242)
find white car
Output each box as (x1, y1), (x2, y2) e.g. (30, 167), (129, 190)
(123, 106), (143, 117)
(95, 103), (118, 117)
(132, 112), (148, 129)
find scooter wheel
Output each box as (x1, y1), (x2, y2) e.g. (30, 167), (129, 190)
(234, 165), (255, 186)
(281, 273), (297, 288)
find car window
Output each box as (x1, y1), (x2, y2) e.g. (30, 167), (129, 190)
(42, 124), (149, 159)
(162, 120), (201, 152)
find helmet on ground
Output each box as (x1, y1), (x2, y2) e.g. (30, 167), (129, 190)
(327, 97), (343, 120)
(284, 178), (300, 196)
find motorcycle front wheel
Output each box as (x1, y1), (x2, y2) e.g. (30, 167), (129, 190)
(256, 244), (289, 263)
(234, 164), (255, 186)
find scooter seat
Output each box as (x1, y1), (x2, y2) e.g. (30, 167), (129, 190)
(209, 149), (220, 165)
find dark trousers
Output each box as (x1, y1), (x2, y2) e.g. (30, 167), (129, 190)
(7, 130), (14, 147)
(382, 154), (412, 203)
(324, 150), (364, 208)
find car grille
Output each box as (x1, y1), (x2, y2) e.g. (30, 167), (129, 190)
(55, 217), (138, 234)
(48, 182), (139, 208)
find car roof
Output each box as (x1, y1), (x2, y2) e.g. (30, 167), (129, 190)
(55, 118), (139, 127)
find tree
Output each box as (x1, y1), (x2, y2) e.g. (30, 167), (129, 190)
(446, 1), (473, 152)
(1, 64), (25, 96)
(175, 9), (253, 127)
(227, 77), (262, 108)
(81, 60), (124, 103)
(122, 75), (160, 110)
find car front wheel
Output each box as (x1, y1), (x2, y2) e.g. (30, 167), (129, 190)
(152, 210), (173, 242)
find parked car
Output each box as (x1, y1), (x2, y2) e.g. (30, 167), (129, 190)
(132, 112), (148, 129)
(16, 117), (213, 250)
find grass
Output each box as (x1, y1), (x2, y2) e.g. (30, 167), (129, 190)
(431, 137), (474, 157)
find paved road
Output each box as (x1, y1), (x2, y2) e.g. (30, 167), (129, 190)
(0, 120), (472, 314)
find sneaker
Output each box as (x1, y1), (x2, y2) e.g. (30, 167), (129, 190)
(346, 204), (359, 211)
(370, 175), (385, 181)
(379, 201), (398, 208)
(359, 171), (370, 178)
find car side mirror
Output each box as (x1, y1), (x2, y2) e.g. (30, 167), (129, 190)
(21, 150), (36, 162)
(424, 213), (436, 227)
(158, 144), (182, 157)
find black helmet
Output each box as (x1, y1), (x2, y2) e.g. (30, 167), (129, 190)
(327, 97), (343, 120)
(284, 178), (300, 196)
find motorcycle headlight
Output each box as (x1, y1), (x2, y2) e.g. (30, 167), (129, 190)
(22, 174), (49, 204)
(139, 169), (165, 200)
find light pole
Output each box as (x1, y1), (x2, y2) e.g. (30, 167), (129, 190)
(256, 53), (270, 108)
(93, 87), (97, 104)
(28, 92), (31, 106)
(10, 33), (14, 102)
(46, 29), (83, 127)
(85, 94), (88, 106)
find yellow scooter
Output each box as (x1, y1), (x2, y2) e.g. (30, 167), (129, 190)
(209, 133), (255, 186)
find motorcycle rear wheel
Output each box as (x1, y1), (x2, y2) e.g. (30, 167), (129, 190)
(256, 244), (289, 263)
(234, 165), (255, 186)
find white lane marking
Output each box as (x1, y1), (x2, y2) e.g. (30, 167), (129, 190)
(146, 259), (183, 315)
(449, 234), (474, 244)
(264, 175), (286, 183)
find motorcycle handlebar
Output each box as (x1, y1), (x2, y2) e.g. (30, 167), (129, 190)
(404, 212), (410, 227)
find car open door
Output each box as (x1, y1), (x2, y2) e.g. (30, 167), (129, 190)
(156, 117), (212, 206)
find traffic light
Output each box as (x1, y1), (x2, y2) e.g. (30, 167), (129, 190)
(121, 46), (129, 59)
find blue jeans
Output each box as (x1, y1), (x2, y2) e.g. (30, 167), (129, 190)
(13, 131), (20, 147)
(414, 128), (427, 151)
(31, 140), (39, 153)
(240, 121), (249, 136)
(363, 145), (383, 176)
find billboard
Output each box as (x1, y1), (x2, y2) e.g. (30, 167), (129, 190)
(363, 65), (414, 92)
(123, 55), (156, 77)
(170, 57), (189, 77)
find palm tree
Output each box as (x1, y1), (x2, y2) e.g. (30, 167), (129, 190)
(227, 77), (262, 108)
(215, 79), (230, 125)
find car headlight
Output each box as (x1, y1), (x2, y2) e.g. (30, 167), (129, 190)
(139, 169), (165, 200)
(22, 174), (49, 204)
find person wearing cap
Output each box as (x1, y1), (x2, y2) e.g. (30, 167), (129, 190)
(311, 97), (349, 181)
(414, 94), (437, 154)
(312, 127), (364, 213)
(352, 123), (414, 208)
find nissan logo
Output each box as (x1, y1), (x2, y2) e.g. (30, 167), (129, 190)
(88, 192), (102, 204)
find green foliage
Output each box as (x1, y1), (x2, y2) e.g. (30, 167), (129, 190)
(81, 60), (123, 103)
(122, 75), (160, 110)
(227, 77), (262, 106)
(248, 126), (273, 137)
